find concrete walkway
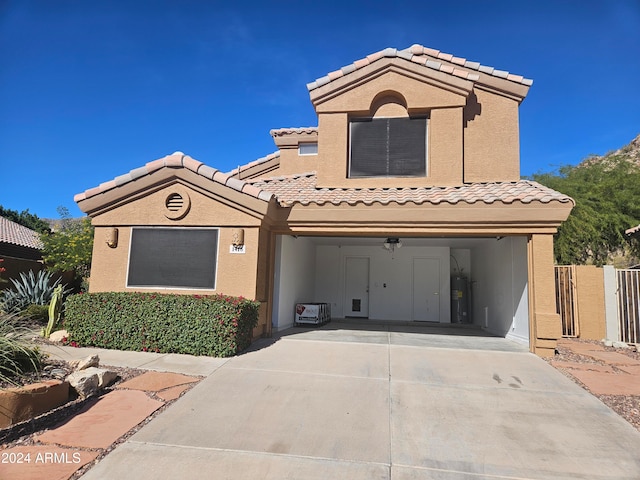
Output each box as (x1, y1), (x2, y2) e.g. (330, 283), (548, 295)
(70, 323), (640, 480)
(40, 343), (229, 376)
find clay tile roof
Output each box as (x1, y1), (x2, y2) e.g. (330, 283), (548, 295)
(0, 216), (44, 250)
(269, 127), (318, 137)
(626, 224), (640, 236)
(307, 43), (532, 92)
(74, 152), (274, 204)
(226, 151), (281, 177)
(248, 173), (573, 208)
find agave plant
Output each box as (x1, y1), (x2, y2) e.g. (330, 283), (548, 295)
(0, 311), (42, 386)
(0, 270), (65, 314)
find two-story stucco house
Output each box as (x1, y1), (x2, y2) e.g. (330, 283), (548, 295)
(75, 44), (574, 357)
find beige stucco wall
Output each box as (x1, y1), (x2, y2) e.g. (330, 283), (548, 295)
(528, 234), (563, 357)
(89, 225), (259, 298)
(314, 66), (469, 114)
(463, 87), (521, 182)
(273, 147), (318, 177)
(91, 179), (264, 228)
(299, 61), (523, 188)
(87, 180), (272, 336)
(575, 266), (606, 340)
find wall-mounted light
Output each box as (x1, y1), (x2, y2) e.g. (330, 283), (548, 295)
(231, 228), (245, 246)
(383, 237), (402, 253)
(106, 227), (118, 248)
(230, 228), (246, 254)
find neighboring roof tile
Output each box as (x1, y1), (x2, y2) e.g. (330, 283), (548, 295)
(249, 173), (573, 207)
(307, 43), (532, 92)
(74, 152), (274, 203)
(626, 224), (640, 236)
(0, 216), (44, 250)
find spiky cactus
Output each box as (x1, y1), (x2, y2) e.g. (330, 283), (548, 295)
(43, 284), (64, 338)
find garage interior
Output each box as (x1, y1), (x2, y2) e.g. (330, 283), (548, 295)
(271, 235), (530, 345)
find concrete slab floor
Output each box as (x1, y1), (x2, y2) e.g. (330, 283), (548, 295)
(79, 328), (640, 480)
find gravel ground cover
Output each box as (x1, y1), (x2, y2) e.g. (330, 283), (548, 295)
(545, 339), (640, 432)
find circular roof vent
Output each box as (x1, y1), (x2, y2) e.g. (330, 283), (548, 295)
(164, 186), (191, 220)
(166, 193), (184, 211)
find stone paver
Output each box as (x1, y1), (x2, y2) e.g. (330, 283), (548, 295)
(566, 370), (640, 396)
(558, 339), (605, 352)
(579, 350), (640, 366)
(617, 364), (640, 376)
(116, 371), (199, 392)
(156, 384), (192, 401)
(0, 445), (98, 480)
(35, 389), (163, 449)
(555, 339), (640, 396)
(550, 360), (616, 373)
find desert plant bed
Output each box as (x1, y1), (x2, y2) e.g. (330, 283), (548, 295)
(0, 360), (143, 443)
(0, 361), (202, 480)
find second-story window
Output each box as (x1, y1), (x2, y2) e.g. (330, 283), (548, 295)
(349, 117), (427, 177)
(298, 143), (318, 155)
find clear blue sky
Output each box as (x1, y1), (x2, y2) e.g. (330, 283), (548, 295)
(1, 0), (639, 219)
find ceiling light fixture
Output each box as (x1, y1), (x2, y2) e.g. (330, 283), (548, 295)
(383, 237), (402, 253)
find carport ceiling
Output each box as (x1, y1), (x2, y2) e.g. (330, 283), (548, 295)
(303, 236), (502, 248)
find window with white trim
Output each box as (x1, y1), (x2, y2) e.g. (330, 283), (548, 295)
(127, 228), (218, 289)
(298, 143), (318, 156)
(349, 117), (427, 177)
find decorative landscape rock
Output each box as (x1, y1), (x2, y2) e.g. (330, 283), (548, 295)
(74, 354), (100, 371)
(66, 371), (99, 399)
(48, 329), (69, 343)
(0, 380), (70, 428)
(66, 366), (118, 399)
(81, 367), (118, 389)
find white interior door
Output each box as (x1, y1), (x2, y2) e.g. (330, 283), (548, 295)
(345, 257), (369, 317)
(412, 257), (441, 322)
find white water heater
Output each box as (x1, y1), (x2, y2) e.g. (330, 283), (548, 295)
(451, 275), (469, 323)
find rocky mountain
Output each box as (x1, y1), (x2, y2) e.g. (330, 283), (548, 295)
(582, 133), (640, 167)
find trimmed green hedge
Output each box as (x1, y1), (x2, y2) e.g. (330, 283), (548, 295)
(63, 292), (259, 357)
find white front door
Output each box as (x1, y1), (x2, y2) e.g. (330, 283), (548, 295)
(345, 257), (369, 317)
(412, 257), (441, 322)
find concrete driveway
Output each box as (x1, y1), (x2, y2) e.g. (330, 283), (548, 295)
(82, 323), (640, 480)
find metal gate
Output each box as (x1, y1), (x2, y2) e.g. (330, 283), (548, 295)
(555, 266), (579, 337)
(617, 269), (640, 343)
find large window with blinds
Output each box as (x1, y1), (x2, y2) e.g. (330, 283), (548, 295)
(127, 228), (218, 289)
(349, 117), (427, 177)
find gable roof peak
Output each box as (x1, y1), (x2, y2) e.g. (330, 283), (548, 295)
(74, 152), (274, 209)
(306, 43), (533, 93)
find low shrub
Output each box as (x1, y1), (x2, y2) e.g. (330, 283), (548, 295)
(23, 304), (50, 323)
(0, 312), (42, 386)
(63, 292), (260, 357)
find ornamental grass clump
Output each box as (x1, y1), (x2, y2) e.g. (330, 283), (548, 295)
(0, 312), (42, 386)
(64, 292), (260, 357)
